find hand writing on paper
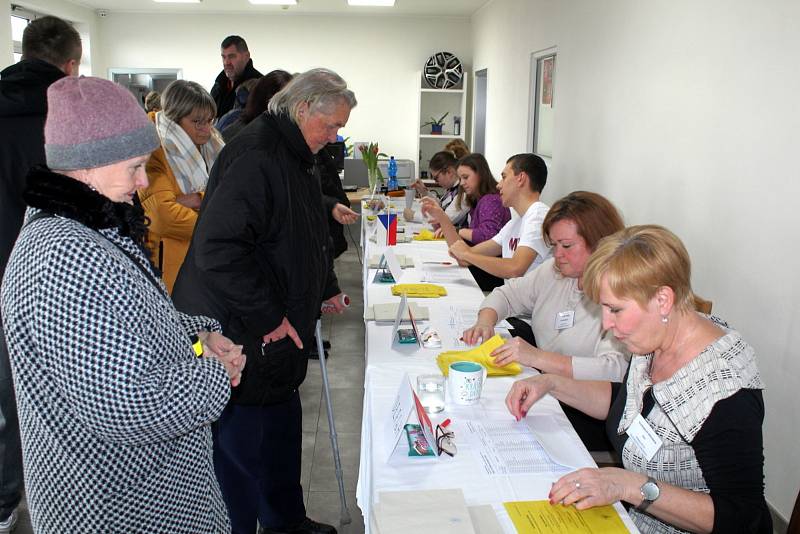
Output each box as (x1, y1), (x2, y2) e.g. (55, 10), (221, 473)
(332, 203), (359, 224)
(505, 375), (553, 421)
(462, 322), (495, 345)
(491, 336), (541, 368)
(263, 317), (303, 349)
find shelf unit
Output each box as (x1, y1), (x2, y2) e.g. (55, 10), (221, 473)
(415, 71), (468, 178)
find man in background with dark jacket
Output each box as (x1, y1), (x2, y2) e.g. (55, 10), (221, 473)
(0, 15), (81, 532)
(173, 68), (355, 534)
(211, 35), (262, 119)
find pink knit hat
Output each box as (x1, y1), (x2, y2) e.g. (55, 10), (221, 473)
(44, 76), (159, 170)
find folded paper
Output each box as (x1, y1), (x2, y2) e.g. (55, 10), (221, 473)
(391, 284), (447, 298)
(436, 335), (522, 377)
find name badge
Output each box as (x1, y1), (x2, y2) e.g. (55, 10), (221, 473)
(627, 413), (663, 461)
(555, 310), (575, 330)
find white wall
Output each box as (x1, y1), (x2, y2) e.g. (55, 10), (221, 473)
(93, 12), (471, 163)
(473, 0), (800, 521)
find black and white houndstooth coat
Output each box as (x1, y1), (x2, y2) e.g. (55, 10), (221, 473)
(0, 169), (232, 533)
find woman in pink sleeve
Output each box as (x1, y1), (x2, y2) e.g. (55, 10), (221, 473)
(423, 152), (510, 245)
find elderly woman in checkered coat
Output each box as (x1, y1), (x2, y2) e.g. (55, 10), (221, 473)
(0, 76), (245, 533)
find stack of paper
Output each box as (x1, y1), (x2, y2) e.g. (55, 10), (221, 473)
(366, 302), (430, 322)
(372, 489), (503, 534)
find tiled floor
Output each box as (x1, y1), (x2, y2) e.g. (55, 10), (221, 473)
(10, 244), (366, 534)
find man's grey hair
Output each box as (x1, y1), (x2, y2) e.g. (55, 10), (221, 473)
(268, 68), (357, 122)
(161, 80), (217, 122)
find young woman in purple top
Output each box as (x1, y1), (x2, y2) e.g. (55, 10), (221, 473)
(422, 153), (510, 245)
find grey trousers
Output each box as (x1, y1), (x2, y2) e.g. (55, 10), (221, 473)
(0, 320), (22, 520)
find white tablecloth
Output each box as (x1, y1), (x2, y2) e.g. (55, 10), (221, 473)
(354, 211), (639, 533)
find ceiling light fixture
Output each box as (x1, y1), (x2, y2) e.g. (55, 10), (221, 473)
(347, 0), (395, 6)
(248, 0), (297, 4)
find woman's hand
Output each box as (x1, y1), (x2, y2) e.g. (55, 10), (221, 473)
(432, 227), (444, 239)
(411, 179), (429, 197)
(462, 322), (494, 345)
(176, 192), (202, 210)
(332, 203), (359, 225)
(549, 467), (643, 510)
(491, 336), (540, 368)
(198, 331), (246, 387)
(420, 197), (445, 223)
(505, 374), (554, 420)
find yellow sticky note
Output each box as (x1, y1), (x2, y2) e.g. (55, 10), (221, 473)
(504, 500), (628, 534)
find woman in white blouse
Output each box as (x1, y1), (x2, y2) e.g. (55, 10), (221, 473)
(463, 191), (630, 382)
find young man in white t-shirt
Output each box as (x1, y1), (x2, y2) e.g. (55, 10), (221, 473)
(448, 153), (551, 279)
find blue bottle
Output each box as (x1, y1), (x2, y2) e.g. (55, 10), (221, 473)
(387, 156), (398, 191)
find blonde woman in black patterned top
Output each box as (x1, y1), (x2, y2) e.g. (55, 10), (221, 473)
(505, 225), (771, 534)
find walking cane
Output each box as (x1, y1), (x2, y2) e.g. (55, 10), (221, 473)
(314, 319), (352, 525)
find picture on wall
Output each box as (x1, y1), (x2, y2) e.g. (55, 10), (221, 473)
(541, 56), (554, 107)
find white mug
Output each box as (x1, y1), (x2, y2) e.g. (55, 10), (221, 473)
(448, 361), (487, 405)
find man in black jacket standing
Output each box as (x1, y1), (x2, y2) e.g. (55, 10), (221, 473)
(211, 35), (262, 119)
(173, 68), (355, 534)
(0, 15), (81, 532)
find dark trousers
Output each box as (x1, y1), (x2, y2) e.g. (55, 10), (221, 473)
(468, 265), (505, 292)
(214, 391), (305, 534)
(506, 317), (537, 348)
(0, 320), (23, 521)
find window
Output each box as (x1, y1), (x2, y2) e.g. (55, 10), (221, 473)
(11, 13), (29, 63)
(529, 49), (557, 159)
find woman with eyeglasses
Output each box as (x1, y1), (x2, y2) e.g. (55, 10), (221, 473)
(405, 140), (470, 230)
(138, 80), (225, 293)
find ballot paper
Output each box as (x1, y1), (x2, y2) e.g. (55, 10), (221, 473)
(462, 420), (571, 476)
(442, 306), (512, 349)
(504, 500), (628, 534)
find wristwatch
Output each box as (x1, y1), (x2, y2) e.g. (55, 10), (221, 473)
(637, 476), (660, 512)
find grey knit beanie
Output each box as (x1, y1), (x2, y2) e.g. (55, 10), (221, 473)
(44, 76), (160, 170)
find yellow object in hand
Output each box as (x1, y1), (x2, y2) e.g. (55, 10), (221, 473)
(413, 229), (445, 241)
(391, 284), (447, 298)
(437, 335), (522, 377)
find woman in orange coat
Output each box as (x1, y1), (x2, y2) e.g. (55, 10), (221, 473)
(139, 80), (224, 292)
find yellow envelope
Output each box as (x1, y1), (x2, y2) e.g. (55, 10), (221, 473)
(413, 229), (446, 241)
(504, 500), (628, 533)
(391, 284), (448, 298)
(437, 335), (522, 377)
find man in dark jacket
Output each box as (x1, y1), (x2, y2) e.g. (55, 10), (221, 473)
(210, 35), (262, 119)
(173, 68), (356, 534)
(0, 15), (81, 531)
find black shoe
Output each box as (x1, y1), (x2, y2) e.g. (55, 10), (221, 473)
(308, 348), (329, 360)
(260, 517), (338, 534)
(322, 340), (331, 349)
